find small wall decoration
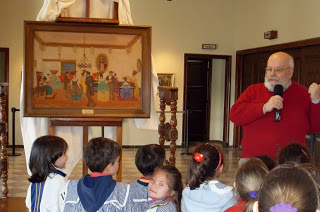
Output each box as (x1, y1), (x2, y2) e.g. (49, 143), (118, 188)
(96, 53), (109, 74)
(157, 73), (175, 87)
(137, 58), (142, 72)
(24, 21), (151, 118)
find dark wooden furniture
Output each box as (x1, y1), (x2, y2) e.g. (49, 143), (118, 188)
(0, 197), (28, 211)
(0, 83), (8, 198)
(158, 86), (178, 166)
(48, 118), (123, 181)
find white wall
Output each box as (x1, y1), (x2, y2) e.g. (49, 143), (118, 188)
(2, 0), (320, 147)
(131, 0), (236, 145)
(209, 59), (226, 142)
(0, 1), (43, 146)
(235, 0), (320, 50)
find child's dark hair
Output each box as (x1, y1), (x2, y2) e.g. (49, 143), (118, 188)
(254, 155), (277, 170)
(186, 144), (223, 190)
(28, 135), (68, 183)
(257, 164), (319, 212)
(278, 142), (311, 164)
(84, 137), (121, 173)
(235, 158), (268, 212)
(135, 144), (165, 176)
(156, 166), (183, 212)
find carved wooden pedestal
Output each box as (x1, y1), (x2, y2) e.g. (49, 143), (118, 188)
(158, 86), (178, 166)
(0, 83), (8, 198)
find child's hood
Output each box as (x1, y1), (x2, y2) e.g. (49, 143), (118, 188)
(77, 175), (116, 212)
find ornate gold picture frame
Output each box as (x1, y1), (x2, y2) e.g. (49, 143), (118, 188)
(24, 21), (152, 118)
(157, 73), (175, 87)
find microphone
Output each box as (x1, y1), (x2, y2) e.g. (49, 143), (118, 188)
(274, 84), (283, 122)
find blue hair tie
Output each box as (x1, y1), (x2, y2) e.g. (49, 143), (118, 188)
(270, 202), (297, 212)
(249, 191), (257, 199)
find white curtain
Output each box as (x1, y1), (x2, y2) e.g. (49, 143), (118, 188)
(21, 0), (159, 176)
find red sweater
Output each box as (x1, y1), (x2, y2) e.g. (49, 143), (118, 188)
(224, 198), (247, 212)
(230, 81), (320, 158)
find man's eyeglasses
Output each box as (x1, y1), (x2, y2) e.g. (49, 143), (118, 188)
(265, 67), (290, 73)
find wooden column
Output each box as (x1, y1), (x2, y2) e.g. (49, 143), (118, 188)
(158, 86), (178, 166)
(0, 83), (8, 198)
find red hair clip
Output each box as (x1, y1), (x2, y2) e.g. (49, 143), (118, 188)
(194, 153), (204, 163)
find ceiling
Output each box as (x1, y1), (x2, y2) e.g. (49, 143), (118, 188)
(35, 31), (140, 49)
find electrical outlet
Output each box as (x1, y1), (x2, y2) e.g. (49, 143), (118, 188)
(202, 44), (216, 49)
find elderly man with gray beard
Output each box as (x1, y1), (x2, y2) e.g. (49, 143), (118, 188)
(230, 52), (320, 166)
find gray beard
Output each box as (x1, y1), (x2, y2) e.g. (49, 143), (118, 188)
(264, 81), (275, 92)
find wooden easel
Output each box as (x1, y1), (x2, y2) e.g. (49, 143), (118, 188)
(56, 0), (119, 24)
(48, 118), (123, 181)
(50, 1), (123, 181)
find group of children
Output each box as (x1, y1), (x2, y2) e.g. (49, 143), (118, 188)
(25, 135), (320, 212)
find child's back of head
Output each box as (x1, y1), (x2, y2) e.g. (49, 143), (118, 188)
(183, 143), (236, 212)
(254, 155), (277, 170)
(64, 137), (134, 212)
(235, 158), (268, 212)
(254, 164), (319, 212)
(278, 142), (311, 165)
(297, 163), (320, 194)
(186, 143), (223, 190)
(135, 144), (165, 177)
(26, 135), (68, 212)
(28, 135), (68, 183)
(84, 137), (121, 173)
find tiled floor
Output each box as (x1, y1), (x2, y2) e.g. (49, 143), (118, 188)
(3, 143), (242, 198)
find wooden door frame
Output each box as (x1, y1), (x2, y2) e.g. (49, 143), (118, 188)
(183, 53), (232, 147)
(234, 37), (320, 148)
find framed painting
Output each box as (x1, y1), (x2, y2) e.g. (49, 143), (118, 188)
(24, 21), (151, 118)
(157, 73), (175, 87)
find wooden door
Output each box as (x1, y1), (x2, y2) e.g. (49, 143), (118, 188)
(186, 59), (211, 142)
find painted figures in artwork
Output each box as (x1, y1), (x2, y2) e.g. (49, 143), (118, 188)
(38, 72), (54, 98)
(106, 71), (115, 100)
(70, 71), (82, 102)
(33, 57), (143, 108)
(48, 70), (62, 90)
(80, 70), (87, 96)
(120, 77), (133, 99)
(97, 73), (109, 102)
(85, 71), (96, 107)
(129, 70), (139, 98)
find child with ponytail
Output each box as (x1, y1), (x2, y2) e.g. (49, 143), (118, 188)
(253, 164), (320, 212)
(225, 158), (269, 212)
(181, 143), (236, 212)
